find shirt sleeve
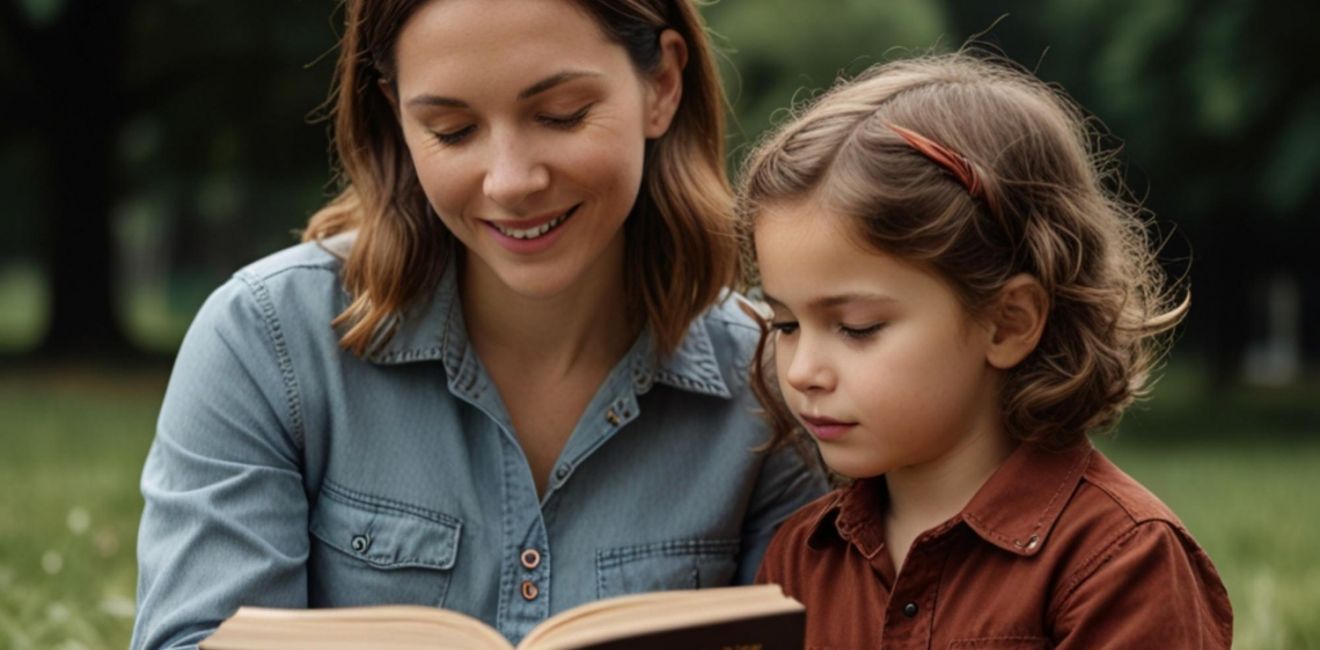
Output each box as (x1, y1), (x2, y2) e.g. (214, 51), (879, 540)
(1051, 520), (1234, 649)
(735, 441), (829, 584)
(131, 276), (311, 650)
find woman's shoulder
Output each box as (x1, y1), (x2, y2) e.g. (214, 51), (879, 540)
(696, 289), (764, 356)
(190, 235), (352, 343)
(232, 232), (350, 287)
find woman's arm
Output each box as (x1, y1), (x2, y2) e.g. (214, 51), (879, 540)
(132, 276), (311, 650)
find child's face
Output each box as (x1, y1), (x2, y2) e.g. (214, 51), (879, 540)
(755, 203), (1007, 479)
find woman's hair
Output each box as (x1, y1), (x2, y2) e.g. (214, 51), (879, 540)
(304, 0), (735, 358)
(737, 51), (1188, 450)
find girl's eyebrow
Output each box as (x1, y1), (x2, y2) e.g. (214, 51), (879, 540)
(406, 70), (601, 109)
(762, 292), (897, 312)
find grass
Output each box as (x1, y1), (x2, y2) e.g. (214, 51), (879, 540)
(0, 364), (1317, 649)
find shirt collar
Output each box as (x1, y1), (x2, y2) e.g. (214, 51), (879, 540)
(959, 441), (1094, 556)
(805, 441), (1094, 558)
(364, 259), (731, 400)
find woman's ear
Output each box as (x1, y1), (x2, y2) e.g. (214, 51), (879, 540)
(643, 29), (688, 139)
(985, 274), (1049, 370)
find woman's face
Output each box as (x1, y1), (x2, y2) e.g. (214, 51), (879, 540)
(390, 0), (681, 300)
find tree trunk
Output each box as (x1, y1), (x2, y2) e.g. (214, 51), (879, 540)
(24, 1), (136, 359)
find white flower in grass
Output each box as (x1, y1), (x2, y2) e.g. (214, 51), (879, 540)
(99, 594), (136, 619)
(41, 550), (64, 575)
(47, 602), (70, 623)
(66, 507), (91, 535)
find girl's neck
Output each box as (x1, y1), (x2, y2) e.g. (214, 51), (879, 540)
(460, 250), (635, 377)
(883, 421), (1017, 568)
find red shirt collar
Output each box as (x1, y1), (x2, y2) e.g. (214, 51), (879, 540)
(807, 441), (1095, 558)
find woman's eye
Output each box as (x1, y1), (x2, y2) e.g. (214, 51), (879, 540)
(538, 104), (593, 129)
(839, 323), (885, 340)
(770, 321), (799, 336)
(433, 125), (476, 146)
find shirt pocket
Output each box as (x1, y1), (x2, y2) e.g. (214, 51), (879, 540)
(595, 538), (741, 600)
(308, 482), (462, 608)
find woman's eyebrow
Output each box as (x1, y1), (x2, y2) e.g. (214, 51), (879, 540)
(518, 70), (599, 100)
(406, 70), (601, 109)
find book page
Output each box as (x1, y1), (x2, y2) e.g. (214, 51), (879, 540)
(201, 605), (512, 650)
(519, 585), (799, 650)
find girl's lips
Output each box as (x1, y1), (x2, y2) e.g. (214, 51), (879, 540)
(799, 414), (856, 441)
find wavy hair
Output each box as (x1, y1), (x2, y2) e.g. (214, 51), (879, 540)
(304, 0), (735, 358)
(737, 51), (1188, 450)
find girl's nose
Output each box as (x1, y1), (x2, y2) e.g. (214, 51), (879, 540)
(482, 133), (550, 210)
(783, 337), (835, 394)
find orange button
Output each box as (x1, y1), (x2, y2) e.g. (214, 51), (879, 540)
(521, 580), (539, 601)
(520, 548), (541, 570)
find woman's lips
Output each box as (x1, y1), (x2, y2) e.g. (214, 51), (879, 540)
(799, 414), (856, 441)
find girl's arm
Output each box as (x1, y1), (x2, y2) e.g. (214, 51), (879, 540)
(1050, 520), (1233, 649)
(132, 277), (310, 650)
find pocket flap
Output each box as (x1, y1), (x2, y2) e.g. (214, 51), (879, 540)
(310, 483), (462, 570)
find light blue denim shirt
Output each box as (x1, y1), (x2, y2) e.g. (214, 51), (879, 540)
(132, 238), (828, 649)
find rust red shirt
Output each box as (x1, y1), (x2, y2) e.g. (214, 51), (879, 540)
(757, 442), (1233, 649)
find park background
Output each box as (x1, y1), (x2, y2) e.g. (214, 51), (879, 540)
(1, 0), (1317, 647)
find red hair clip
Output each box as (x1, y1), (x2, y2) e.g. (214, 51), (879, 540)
(886, 122), (987, 206)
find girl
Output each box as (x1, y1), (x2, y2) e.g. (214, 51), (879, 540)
(132, 1), (826, 648)
(740, 53), (1232, 648)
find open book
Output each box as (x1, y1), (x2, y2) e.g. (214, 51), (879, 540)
(200, 584), (804, 650)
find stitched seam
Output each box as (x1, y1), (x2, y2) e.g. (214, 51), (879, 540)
(322, 479), (462, 528)
(595, 538), (741, 568)
(237, 273), (305, 450)
(1052, 522), (1145, 615)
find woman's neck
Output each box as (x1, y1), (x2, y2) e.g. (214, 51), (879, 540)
(460, 251), (635, 377)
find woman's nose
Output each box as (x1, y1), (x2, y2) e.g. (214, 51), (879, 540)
(482, 133), (550, 210)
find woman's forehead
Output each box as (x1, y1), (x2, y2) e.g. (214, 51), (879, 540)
(392, 0), (627, 99)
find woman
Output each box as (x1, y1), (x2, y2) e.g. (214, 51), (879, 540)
(131, 1), (826, 648)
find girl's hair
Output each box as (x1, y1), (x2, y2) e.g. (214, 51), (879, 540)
(304, 0), (735, 358)
(737, 51), (1187, 450)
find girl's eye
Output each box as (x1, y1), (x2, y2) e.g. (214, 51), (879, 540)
(770, 321), (799, 336)
(434, 125), (476, 146)
(839, 323), (885, 340)
(538, 103), (594, 130)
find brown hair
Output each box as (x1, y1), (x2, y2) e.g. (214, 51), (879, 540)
(304, 0), (735, 358)
(737, 51), (1188, 450)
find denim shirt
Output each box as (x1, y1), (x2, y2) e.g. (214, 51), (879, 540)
(132, 237), (828, 649)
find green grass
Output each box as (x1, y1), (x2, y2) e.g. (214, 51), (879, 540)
(0, 365), (1317, 649)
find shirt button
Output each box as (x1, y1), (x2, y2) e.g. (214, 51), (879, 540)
(350, 535), (371, 553)
(903, 602), (919, 617)
(521, 580), (539, 601)
(605, 408), (621, 426)
(555, 464), (570, 480)
(520, 548), (541, 570)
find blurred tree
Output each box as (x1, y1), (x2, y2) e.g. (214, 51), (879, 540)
(2, 0), (131, 357)
(702, 0), (946, 163)
(943, 0), (1320, 386)
(0, 0), (333, 359)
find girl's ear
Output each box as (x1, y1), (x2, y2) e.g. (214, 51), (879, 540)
(985, 274), (1049, 370)
(643, 29), (688, 139)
